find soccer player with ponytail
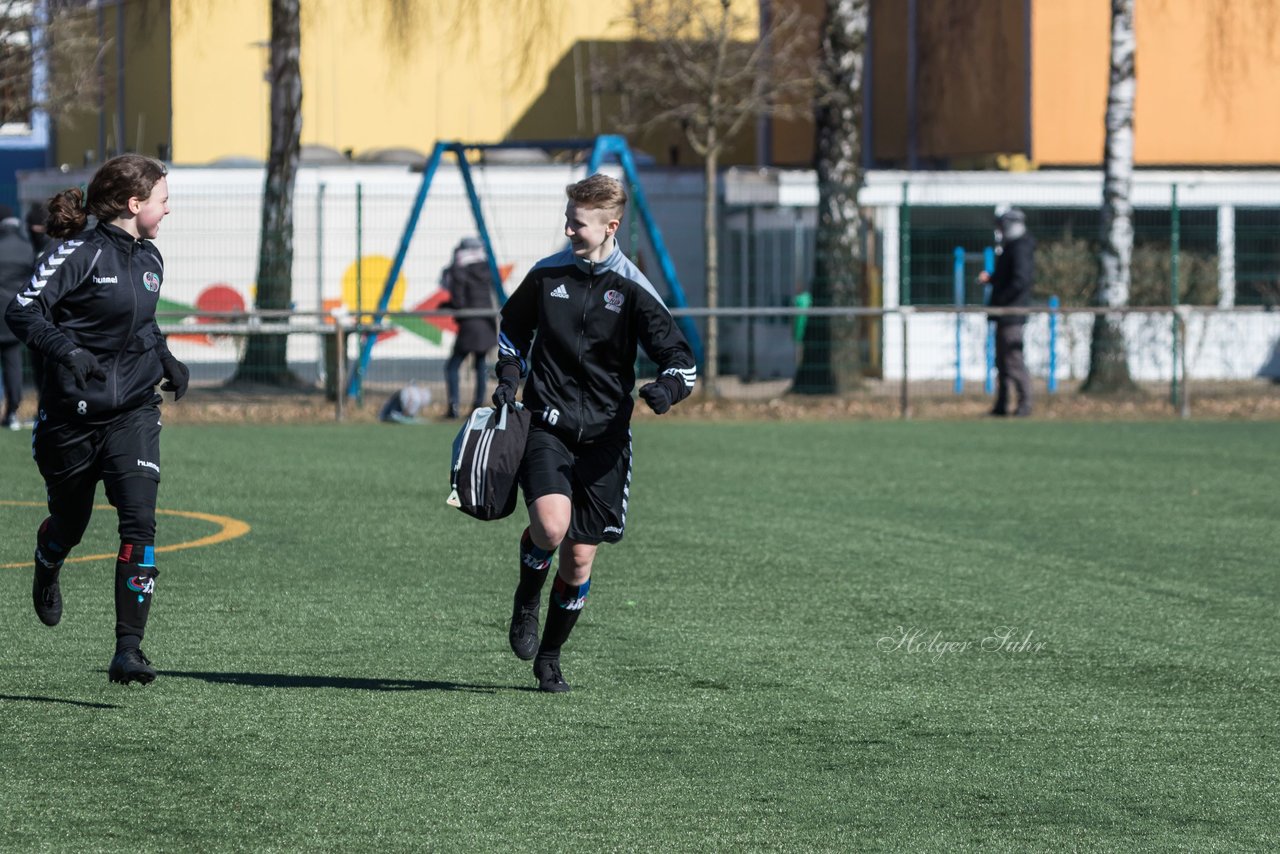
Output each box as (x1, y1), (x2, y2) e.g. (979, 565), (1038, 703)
(5, 154), (188, 685)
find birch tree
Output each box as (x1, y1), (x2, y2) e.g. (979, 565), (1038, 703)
(233, 0), (301, 386)
(1083, 0), (1136, 393)
(793, 0), (867, 394)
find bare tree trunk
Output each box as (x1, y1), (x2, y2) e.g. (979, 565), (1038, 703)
(234, 0), (302, 386)
(1084, 0), (1136, 394)
(703, 142), (719, 396)
(795, 0), (868, 394)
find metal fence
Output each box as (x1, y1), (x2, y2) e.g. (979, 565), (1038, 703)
(149, 304), (1280, 421)
(9, 166), (1280, 420)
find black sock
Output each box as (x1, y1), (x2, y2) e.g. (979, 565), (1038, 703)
(516, 527), (554, 606)
(114, 543), (158, 651)
(537, 575), (590, 660)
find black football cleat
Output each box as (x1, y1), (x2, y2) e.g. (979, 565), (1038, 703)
(108, 648), (156, 686)
(509, 597), (540, 661)
(534, 656), (571, 693)
(32, 554), (63, 627)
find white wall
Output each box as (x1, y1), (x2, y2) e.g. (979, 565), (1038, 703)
(881, 311), (1280, 383)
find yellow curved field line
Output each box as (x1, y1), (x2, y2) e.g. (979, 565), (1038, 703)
(0, 500), (251, 569)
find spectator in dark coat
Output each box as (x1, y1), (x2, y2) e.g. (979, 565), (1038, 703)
(0, 204), (36, 429)
(26, 202), (51, 256)
(442, 237), (498, 418)
(979, 207), (1035, 417)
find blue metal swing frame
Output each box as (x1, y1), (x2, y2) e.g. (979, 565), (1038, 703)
(348, 135), (702, 398)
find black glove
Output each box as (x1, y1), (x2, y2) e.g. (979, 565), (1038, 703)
(61, 348), (106, 390)
(159, 351), (190, 401)
(639, 377), (678, 415)
(491, 375), (518, 409)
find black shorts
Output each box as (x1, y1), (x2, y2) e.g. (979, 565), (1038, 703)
(33, 401), (163, 491)
(520, 426), (632, 545)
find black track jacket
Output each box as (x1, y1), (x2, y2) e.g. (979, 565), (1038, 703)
(497, 244), (697, 443)
(5, 222), (170, 416)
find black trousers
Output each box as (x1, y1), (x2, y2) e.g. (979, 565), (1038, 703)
(34, 402), (163, 549)
(994, 321), (1032, 414)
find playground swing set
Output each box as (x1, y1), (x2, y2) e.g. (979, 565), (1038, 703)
(347, 134), (704, 400)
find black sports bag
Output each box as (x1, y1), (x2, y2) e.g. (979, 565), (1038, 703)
(447, 404), (531, 520)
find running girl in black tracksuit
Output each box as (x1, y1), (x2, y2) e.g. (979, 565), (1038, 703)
(5, 154), (189, 686)
(493, 174), (697, 692)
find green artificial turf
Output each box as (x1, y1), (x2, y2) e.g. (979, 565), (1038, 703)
(1, 419), (1276, 852)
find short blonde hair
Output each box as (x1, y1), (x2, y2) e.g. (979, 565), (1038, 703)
(565, 174), (627, 220)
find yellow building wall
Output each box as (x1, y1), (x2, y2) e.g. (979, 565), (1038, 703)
(167, 0), (269, 162)
(53, 0), (172, 168)
(168, 0), (763, 164)
(167, 0), (624, 162)
(48, 0), (1280, 170)
(1033, 0), (1280, 165)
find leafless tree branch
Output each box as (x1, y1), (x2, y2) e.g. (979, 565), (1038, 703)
(367, 0), (561, 88)
(601, 0), (818, 155)
(0, 0), (110, 128)
(595, 0), (820, 394)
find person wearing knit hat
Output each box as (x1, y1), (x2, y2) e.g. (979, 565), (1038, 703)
(0, 202), (35, 429)
(978, 206), (1035, 417)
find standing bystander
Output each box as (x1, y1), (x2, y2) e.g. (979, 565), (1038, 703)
(441, 237), (497, 419)
(0, 204), (35, 429)
(979, 206), (1035, 417)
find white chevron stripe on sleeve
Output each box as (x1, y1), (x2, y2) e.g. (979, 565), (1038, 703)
(19, 243), (96, 306)
(663, 367), (697, 388)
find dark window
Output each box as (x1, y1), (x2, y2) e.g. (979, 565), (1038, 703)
(1236, 208), (1280, 306)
